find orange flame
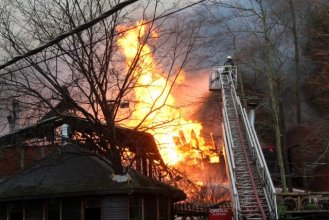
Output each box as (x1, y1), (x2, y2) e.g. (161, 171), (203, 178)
(118, 21), (219, 166)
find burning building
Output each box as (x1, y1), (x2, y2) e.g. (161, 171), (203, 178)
(0, 19), (232, 220)
(114, 21), (230, 204)
(0, 114), (186, 220)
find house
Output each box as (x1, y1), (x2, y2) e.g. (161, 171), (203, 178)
(0, 115), (186, 220)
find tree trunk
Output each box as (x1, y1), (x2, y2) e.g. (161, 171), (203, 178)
(279, 99), (292, 191)
(103, 120), (124, 175)
(288, 0), (302, 124)
(109, 148), (124, 175)
(269, 80), (288, 192)
(260, 1), (288, 191)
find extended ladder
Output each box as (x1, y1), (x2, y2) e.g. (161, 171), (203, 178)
(210, 66), (278, 220)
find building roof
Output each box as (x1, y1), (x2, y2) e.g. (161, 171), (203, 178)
(0, 144), (185, 202)
(0, 115), (163, 162)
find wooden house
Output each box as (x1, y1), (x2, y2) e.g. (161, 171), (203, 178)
(0, 115), (185, 220)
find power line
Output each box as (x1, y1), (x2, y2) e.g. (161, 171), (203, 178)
(0, 0), (206, 77)
(0, 0), (137, 71)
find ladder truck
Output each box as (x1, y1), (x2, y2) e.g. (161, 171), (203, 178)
(209, 66), (278, 220)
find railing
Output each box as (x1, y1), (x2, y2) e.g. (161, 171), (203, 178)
(219, 66), (278, 219)
(220, 70), (241, 219)
(278, 192), (329, 213)
(209, 66), (237, 91)
(174, 201), (233, 217)
(174, 202), (209, 216)
(222, 117), (241, 219)
(240, 104), (278, 219)
(232, 85), (277, 219)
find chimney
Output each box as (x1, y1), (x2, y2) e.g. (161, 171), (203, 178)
(12, 100), (20, 130)
(7, 115), (14, 132)
(7, 100), (20, 132)
(61, 124), (70, 145)
(248, 103), (257, 127)
(106, 100), (115, 121)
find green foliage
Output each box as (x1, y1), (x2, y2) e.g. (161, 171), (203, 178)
(277, 201), (287, 217)
(303, 202), (319, 210)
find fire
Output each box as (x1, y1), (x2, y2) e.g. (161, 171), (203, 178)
(118, 21), (218, 166)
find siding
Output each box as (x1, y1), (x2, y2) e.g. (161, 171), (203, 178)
(102, 196), (128, 220)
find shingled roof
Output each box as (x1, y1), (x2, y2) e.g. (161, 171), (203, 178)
(0, 144), (185, 202)
(0, 115), (163, 162)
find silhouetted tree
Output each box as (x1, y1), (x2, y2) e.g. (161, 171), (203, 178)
(0, 0), (201, 175)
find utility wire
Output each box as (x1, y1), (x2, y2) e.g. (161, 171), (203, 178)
(0, 0), (206, 77)
(0, 0), (137, 71)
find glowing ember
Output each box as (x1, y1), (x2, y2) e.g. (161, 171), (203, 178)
(118, 21), (218, 166)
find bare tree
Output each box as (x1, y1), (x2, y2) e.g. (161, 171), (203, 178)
(305, 3), (329, 114)
(272, 0), (313, 124)
(0, 0), (201, 175)
(201, 0), (290, 191)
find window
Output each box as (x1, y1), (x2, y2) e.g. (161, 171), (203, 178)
(144, 196), (157, 220)
(84, 197), (101, 220)
(129, 196), (142, 220)
(47, 199), (60, 220)
(159, 197), (169, 220)
(61, 198), (80, 220)
(8, 202), (23, 220)
(25, 201), (42, 220)
(0, 203), (7, 220)
(10, 212), (23, 220)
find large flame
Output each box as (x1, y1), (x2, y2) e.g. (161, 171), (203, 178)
(118, 21), (218, 166)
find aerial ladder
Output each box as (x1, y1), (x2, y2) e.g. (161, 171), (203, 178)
(209, 66), (278, 220)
